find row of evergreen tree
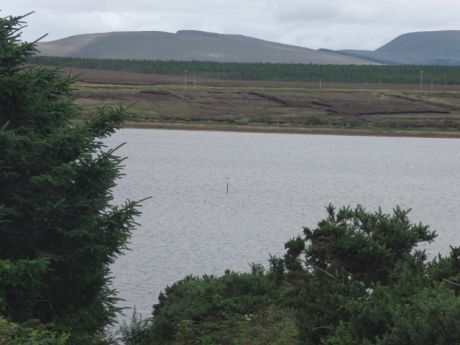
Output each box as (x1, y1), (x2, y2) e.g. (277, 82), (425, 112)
(30, 56), (460, 84)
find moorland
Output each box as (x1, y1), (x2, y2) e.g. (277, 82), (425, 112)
(63, 66), (460, 138)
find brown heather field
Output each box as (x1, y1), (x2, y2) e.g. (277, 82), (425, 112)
(67, 67), (460, 137)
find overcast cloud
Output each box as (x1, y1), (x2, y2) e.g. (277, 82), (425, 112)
(3, 0), (460, 50)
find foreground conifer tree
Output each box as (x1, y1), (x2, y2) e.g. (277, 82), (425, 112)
(0, 14), (139, 343)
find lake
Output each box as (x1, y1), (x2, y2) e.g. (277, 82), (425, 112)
(107, 128), (460, 319)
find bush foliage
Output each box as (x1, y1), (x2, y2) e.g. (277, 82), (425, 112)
(0, 317), (68, 345)
(118, 266), (298, 345)
(121, 205), (460, 345)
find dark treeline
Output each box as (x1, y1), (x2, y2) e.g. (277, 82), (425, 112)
(30, 56), (460, 84)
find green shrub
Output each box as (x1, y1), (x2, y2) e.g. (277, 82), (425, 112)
(119, 265), (282, 345)
(117, 206), (460, 345)
(272, 205), (460, 345)
(0, 317), (68, 345)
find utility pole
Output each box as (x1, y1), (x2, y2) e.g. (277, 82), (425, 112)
(420, 70), (424, 91)
(184, 70), (187, 89)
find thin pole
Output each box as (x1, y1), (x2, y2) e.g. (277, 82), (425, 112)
(319, 78), (322, 89)
(194, 74), (196, 88)
(420, 70), (423, 90)
(184, 70), (187, 89)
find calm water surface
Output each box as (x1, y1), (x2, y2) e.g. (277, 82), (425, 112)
(107, 129), (460, 319)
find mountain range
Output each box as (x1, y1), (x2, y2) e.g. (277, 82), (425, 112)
(37, 30), (460, 65)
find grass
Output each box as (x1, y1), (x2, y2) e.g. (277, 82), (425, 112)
(121, 122), (460, 138)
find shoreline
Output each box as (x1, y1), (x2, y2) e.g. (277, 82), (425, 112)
(123, 122), (460, 139)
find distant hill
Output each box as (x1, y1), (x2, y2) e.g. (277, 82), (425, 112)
(333, 30), (460, 65)
(37, 30), (372, 65)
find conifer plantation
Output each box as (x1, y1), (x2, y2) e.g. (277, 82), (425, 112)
(31, 56), (460, 85)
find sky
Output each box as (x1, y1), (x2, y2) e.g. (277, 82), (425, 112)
(3, 0), (460, 50)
